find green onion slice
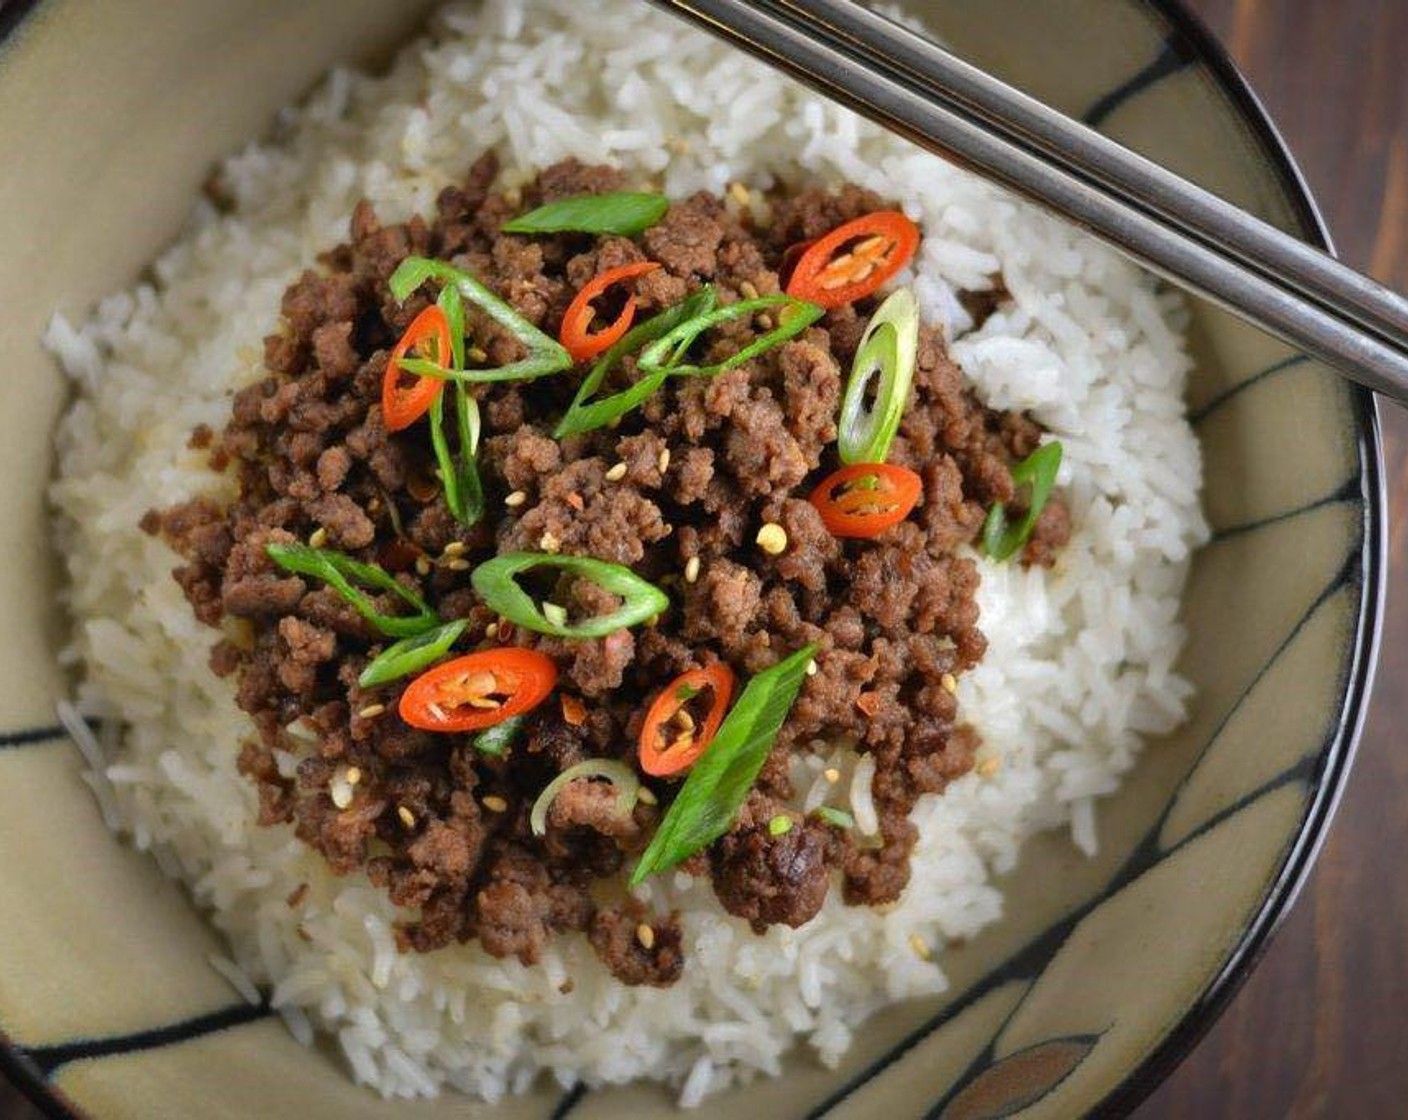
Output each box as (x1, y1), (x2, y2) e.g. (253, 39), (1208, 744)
(838, 288), (919, 464)
(553, 287), (717, 437)
(357, 619), (468, 688)
(265, 542), (440, 638)
(473, 714), (526, 757)
(981, 440), (1064, 562)
(389, 256), (571, 383)
(637, 295), (824, 377)
(529, 758), (641, 837)
(429, 284), (486, 527)
(471, 552), (668, 639)
(814, 806), (855, 830)
(630, 643), (817, 886)
(502, 191), (670, 237)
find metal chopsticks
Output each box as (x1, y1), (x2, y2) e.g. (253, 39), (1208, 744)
(648, 0), (1408, 405)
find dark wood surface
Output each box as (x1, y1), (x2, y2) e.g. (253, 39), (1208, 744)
(2, 1), (1404, 1116)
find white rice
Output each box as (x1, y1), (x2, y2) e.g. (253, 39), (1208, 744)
(46, 0), (1208, 1105)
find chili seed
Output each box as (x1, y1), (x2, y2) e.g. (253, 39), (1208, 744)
(504, 490), (527, 508)
(636, 923), (656, 950)
(605, 461), (628, 482)
(684, 556), (701, 584)
(485, 622), (500, 640)
(806, 659), (819, 676)
(468, 345), (489, 364)
(976, 755), (1001, 777)
(727, 181), (750, 206)
(443, 541), (466, 558)
(756, 523), (788, 555)
(397, 805), (416, 829)
(824, 767), (840, 783)
(539, 531), (562, 554)
(638, 787), (658, 806)
(357, 703), (386, 720)
(345, 766), (363, 786)
(482, 795), (508, 813)
(308, 527), (329, 549)
(739, 280), (760, 300)
(909, 934), (933, 961)
(447, 558), (471, 572)
(755, 313), (774, 330)
(415, 556), (432, 577)
(657, 447), (671, 474)
(941, 673), (958, 695)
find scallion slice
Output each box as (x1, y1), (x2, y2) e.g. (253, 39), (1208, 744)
(630, 643), (817, 885)
(981, 441), (1064, 562)
(357, 619), (468, 688)
(390, 256), (571, 383)
(265, 542), (440, 638)
(429, 284), (486, 527)
(473, 714), (526, 757)
(637, 295), (824, 377)
(838, 288), (919, 464)
(471, 552), (668, 639)
(814, 806), (855, 830)
(553, 287), (717, 438)
(502, 191), (670, 237)
(529, 758), (641, 837)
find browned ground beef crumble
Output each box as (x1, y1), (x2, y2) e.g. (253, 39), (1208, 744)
(151, 153), (1068, 986)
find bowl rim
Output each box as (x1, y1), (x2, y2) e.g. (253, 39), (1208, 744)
(0, 1), (1385, 1117)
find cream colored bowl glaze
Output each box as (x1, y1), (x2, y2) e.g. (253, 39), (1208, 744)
(0, 1), (1381, 1117)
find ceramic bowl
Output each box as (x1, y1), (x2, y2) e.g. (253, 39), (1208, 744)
(0, 1), (1382, 1116)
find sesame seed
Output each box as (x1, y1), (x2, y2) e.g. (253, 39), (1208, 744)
(443, 541), (466, 557)
(636, 923), (656, 950)
(657, 447), (671, 474)
(806, 659), (818, 676)
(468, 345), (489, 364)
(447, 558), (471, 572)
(824, 767), (840, 784)
(605, 461), (628, 482)
(397, 805), (416, 828)
(756, 522), (788, 555)
(539, 531), (562, 554)
(727, 181), (750, 205)
(768, 814), (793, 836)
(345, 766), (363, 786)
(909, 934), (933, 961)
(638, 787), (658, 805)
(684, 556), (701, 584)
(482, 795), (508, 813)
(941, 673), (958, 694)
(485, 622), (500, 639)
(357, 703), (386, 720)
(739, 280), (760, 300)
(308, 527), (328, 549)
(415, 557), (432, 576)
(504, 490), (527, 508)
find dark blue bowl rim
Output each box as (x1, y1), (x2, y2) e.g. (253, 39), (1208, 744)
(0, 1), (1384, 1116)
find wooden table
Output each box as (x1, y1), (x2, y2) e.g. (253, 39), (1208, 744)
(1, 1), (1403, 1116)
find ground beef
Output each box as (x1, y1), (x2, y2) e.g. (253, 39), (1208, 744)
(157, 156), (1067, 986)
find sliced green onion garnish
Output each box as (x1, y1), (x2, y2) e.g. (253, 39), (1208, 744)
(502, 191), (670, 237)
(554, 288), (717, 438)
(473, 714), (526, 757)
(265, 542), (440, 638)
(428, 284), (486, 528)
(637, 295), (824, 377)
(838, 288), (919, 464)
(767, 813), (793, 836)
(358, 619), (468, 688)
(981, 441), (1064, 562)
(530, 758), (641, 837)
(630, 643), (817, 886)
(472, 552), (668, 639)
(814, 806), (855, 830)
(390, 256), (571, 383)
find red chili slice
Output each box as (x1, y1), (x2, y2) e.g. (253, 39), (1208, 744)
(560, 261), (661, 363)
(784, 211), (920, 309)
(637, 662), (736, 777)
(399, 648), (558, 732)
(381, 304), (451, 432)
(809, 462), (924, 539)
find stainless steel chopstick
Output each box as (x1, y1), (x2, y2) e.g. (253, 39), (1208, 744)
(769, 0), (1408, 354)
(647, 0), (1408, 405)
